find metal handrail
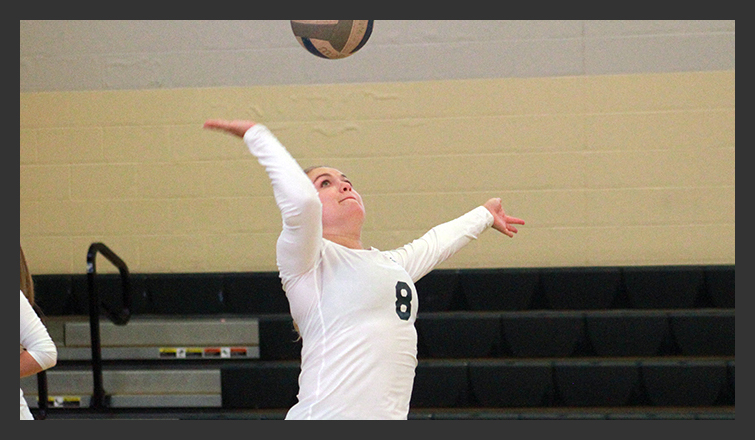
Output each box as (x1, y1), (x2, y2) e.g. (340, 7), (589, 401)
(86, 242), (131, 410)
(35, 370), (48, 419)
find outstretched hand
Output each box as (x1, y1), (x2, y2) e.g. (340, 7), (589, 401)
(483, 198), (525, 238)
(203, 119), (257, 138)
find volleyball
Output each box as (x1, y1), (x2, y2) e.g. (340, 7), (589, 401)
(290, 20), (373, 59)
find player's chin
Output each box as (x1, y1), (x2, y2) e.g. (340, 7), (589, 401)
(348, 202), (366, 216)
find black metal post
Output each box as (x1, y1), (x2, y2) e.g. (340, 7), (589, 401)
(86, 242), (131, 411)
(35, 370), (48, 420)
(87, 246), (106, 410)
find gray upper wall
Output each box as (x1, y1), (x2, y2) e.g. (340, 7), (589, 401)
(20, 20), (735, 92)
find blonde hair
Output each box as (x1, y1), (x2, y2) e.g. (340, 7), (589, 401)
(20, 245), (34, 305)
(303, 165), (328, 176)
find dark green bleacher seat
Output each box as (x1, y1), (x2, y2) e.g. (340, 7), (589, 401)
(416, 312), (502, 358)
(641, 360), (729, 407)
(540, 267), (623, 310)
(221, 362), (300, 409)
(623, 266), (706, 309)
(411, 361), (469, 408)
(258, 316), (302, 360)
(222, 272), (290, 314)
(553, 360), (642, 407)
(668, 310), (735, 356)
(468, 360), (554, 408)
(500, 311), (586, 357)
(704, 265), (735, 308)
(584, 311), (671, 357)
(458, 268), (540, 311)
(145, 273), (224, 315)
(414, 270), (462, 312)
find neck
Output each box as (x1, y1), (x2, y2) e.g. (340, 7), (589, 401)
(323, 232), (364, 250)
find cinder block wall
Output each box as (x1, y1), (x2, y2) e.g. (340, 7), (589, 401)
(19, 70), (735, 274)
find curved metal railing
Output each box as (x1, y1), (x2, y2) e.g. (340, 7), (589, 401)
(86, 242), (131, 410)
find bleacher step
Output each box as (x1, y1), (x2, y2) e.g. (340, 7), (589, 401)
(62, 317), (259, 348)
(21, 369), (222, 409)
(56, 345), (259, 361)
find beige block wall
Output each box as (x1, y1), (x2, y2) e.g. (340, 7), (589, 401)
(19, 71), (735, 275)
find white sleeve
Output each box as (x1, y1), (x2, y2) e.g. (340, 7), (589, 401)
(384, 206), (494, 282)
(20, 291), (57, 371)
(243, 125), (322, 279)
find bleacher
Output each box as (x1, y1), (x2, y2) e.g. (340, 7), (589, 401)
(21, 264), (734, 420)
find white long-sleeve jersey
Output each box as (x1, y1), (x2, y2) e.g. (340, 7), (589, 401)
(20, 290), (57, 419)
(243, 125), (493, 419)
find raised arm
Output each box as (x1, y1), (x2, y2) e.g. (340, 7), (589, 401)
(203, 120), (322, 278)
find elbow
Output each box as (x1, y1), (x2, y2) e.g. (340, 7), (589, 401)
(300, 193), (322, 217)
(281, 192), (322, 226)
(43, 346), (58, 371)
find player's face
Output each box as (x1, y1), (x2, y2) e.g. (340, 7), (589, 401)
(307, 167), (365, 224)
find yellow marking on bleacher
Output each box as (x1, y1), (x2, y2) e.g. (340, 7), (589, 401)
(48, 396), (82, 408)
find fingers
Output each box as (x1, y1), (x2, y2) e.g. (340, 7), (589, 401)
(501, 223), (517, 237)
(494, 216), (523, 238)
(203, 119), (256, 138)
(485, 199), (524, 238)
(203, 119), (229, 130)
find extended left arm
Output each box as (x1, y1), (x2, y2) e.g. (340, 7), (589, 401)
(387, 200), (523, 282)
